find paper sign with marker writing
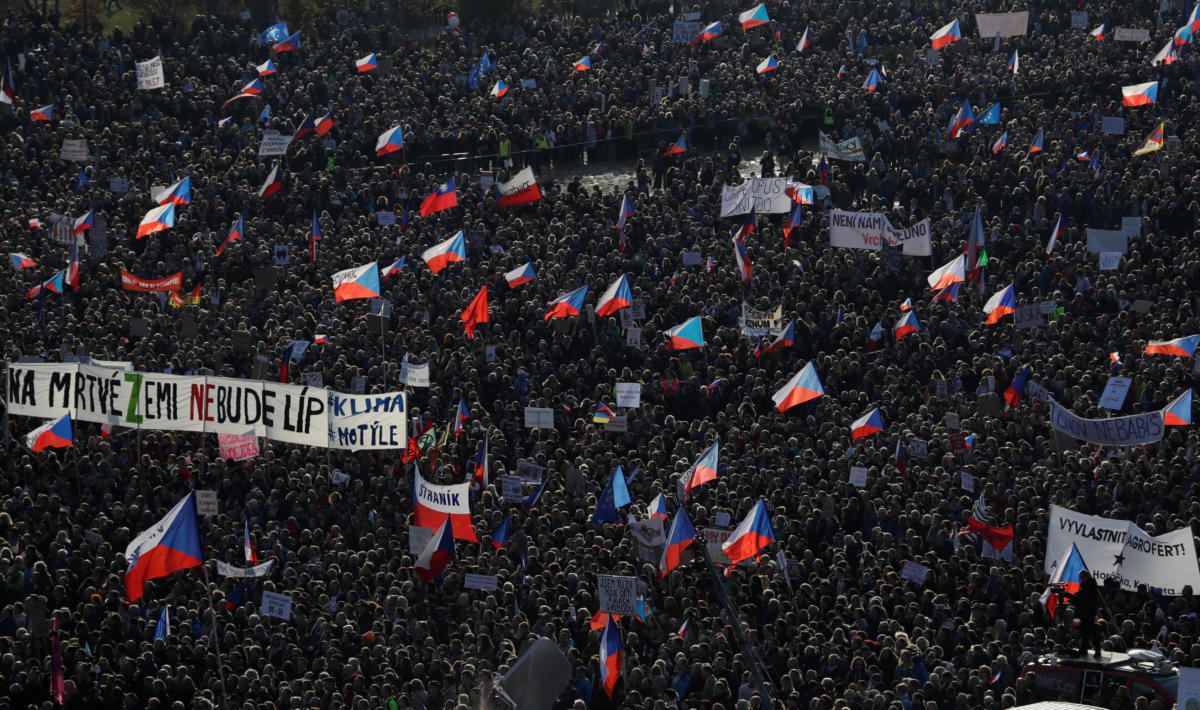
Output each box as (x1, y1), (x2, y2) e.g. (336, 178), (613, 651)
(615, 383), (642, 408)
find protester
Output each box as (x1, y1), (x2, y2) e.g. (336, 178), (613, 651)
(2, 1), (1200, 710)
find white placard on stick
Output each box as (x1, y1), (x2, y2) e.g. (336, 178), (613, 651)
(1098, 376), (1132, 411)
(849, 466), (868, 488)
(260, 590), (293, 620)
(615, 383), (642, 408)
(259, 131), (294, 157)
(195, 489), (218, 516)
(1099, 251), (1122, 271)
(596, 574), (639, 615)
(136, 56), (166, 90)
(523, 407), (555, 429)
(625, 327), (642, 346)
(501, 476), (523, 501)
(961, 471), (976, 492)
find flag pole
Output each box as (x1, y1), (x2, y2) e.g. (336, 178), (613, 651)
(200, 563), (229, 709)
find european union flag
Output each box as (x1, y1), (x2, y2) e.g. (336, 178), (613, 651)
(590, 466), (631, 525)
(467, 53), (496, 89)
(259, 22), (289, 44)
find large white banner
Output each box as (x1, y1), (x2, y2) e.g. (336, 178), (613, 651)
(259, 131), (294, 157)
(818, 131), (865, 162)
(828, 210), (932, 255)
(1046, 505), (1200, 595)
(136, 56), (166, 90)
(1047, 399), (1162, 446)
(720, 178), (801, 216)
(5, 361), (405, 449)
(739, 302), (782, 336)
(974, 12), (1029, 37)
(413, 467), (472, 515)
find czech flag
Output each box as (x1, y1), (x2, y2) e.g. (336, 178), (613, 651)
(1189, 2), (1200, 33)
(294, 114), (316, 140)
(733, 208), (756, 241)
(732, 237), (752, 283)
(1007, 49), (1019, 74)
(756, 320), (795, 357)
(474, 433), (489, 490)
(739, 3), (770, 30)
(894, 311), (920, 339)
(331, 261), (381, 303)
(153, 176), (191, 206)
(931, 282), (961, 304)
(25, 270), (65, 299)
(453, 397), (470, 436)
(1029, 127), (1044, 154)
(930, 19), (962, 49)
(461, 285), (489, 338)
(1133, 122), (1165, 156)
(30, 105), (51, 121)
(616, 193), (635, 233)
(983, 283), (1016, 324)
(315, 110), (336, 136)
(257, 162), (283, 199)
(595, 274), (633, 316)
(490, 512), (510, 549)
(593, 401), (616, 424)
(1004, 364), (1031, 407)
(991, 131), (1008, 154)
(1145, 334), (1200, 357)
(124, 493), (204, 601)
(648, 492), (669, 519)
(273, 31), (300, 53)
(599, 616), (623, 698)
(422, 230), (467, 273)
(978, 102), (1000, 124)
(837, 64), (846, 79)
(664, 135), (687, 155)
(217, 215), (243, 256)
(772, 362), (824, 412)
(1090, 24), (1105, 40)
(1165, 389), (1193, 426)
(243, 521), (257, 564)
(658, 508), (697, 579)
(665, 316), (704, 350)
(863, 68), (882, 92)
(900, 298), (912, 311)
(9, 253), (35, 270)
(376, 125), (405, 156)
(894, 438), (907, 475)
(1122, 81), (1158, 106)
(850, 408), (884, 439)
(73, 209), (94, 234)
(1152, 40), (1180, 66)
(505, 262), (537, 288)
(356, 53), (378, 72)
(680, 440), (719, 499)
(0, 58), (13, 107)
(948, 100), (973, 139)
(1040, 543), (1088, 618)
(136, 203), (175, 239)
(414, 518), (456, 583)
(257, 59), (277, 76)
(796, 27), (812, 52)
(574, 55), (591, 72)
(694, 21), (722, 43)
(223, 78), (263, 111)
(722, 499), (775, 565)
(420, 178), (457, 216)
(1046, 214), (1067, 255)
(490, 80), (508, 98)
(314, 334), (328, 345)
(783, 203), (803, 248)
(26, 413), (72, 451)
(382, 256), (405, 279)
(926, 254), (965, 290)
(28, 218), (42, 228)
(546, 285), (589, 320)
(756, 55), (779, 75)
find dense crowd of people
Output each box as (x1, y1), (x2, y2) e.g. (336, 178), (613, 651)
(3, 0), (1200, 708)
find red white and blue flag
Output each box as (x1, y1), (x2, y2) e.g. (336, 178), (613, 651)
(257, 162), (283, 199)
(983, 283), (1016, 324)
(772, 362), (824, 412)
(1165, 389), (1193, 426)
(756, 55), (779, 75)
(930, 19), (962, 49)
(755, 320), (795, 357)
(783, 203), (802, 249)
(73, 209), (94, 234)
(648, 492), (669, 519)
(30, 105), (51, 121)
(694, 21), (722, 43)
(739, 3), (770, 29)
(1090, 24), (1106, 40)
(243, 521), (258, 564)
(665, 316), (704, 350)
(894, 311), (920, 339)
(26, 413), (73, 452)
(376, 125), (405, 156)
(796, 27), (812, 52)
(217, 215), (244, 256)
(722, 499), (775, 565)
(1029, 127), (1044, 153)
(257, 59), (277, 76)
(331, 262), (381, 303)
(124, 493), (204, 601)
(599, 615), (623, 697)
(496, 167), (543, 206)
(414, 466), (478, 541)
(948, 100), (973, 139)
(453, 397), (470, 436)
(863, 69), (882, 92)
(382, 256), (405, 278)
(136, 203), (176, 239)
(1040, 543), (1088, 617)
(153, 176), (191, 206)
(1146, 334), (1200, 357)
(422, 230), (467, 273)
(931, 282), (960, 304)
(309, 211), (322, 263)
(356, 53), (378, 72)
(420, 178), (458, 216)
(294, 114), (317, 140)
(1046, 214), (1067, 255)
(1004, 364), (1031, 408)
(414, 518), (456, 582)
(545, 285), (589, 320)
(658, 508), (697, 579)
(9, 253), (35, 270)
(315, 110), (336, 136)
(732, 236), (752, 283)
(490, 511), (510, 549)
(926, 254), (965, 291)
(474, 433), (490, 490)
(1121, 81), (1158, 106)
(574, 56), (591, 71)
(616, 193), (635, 232)
(25, 270), (65, 299)
(490, 80), (508, 98)
(505, 262), (537, 288)
(595, 274), (633, 316)
(664, 135), (687, 155)
(850, 407), (884, 439)
(679, 440), (718, 499)
(991, 131), (1008, 154)
(273, 31), (301, 53)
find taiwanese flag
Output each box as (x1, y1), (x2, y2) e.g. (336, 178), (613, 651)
(217, 215), (244, 256)
(694, 21), (722, 43)
(772, 362), (824, 412)
(136, 203), (175, 239)
(894, 312), (920, 339)
(26, 414), (73, 452)
(658, 508), (696, 579)
(30, 105), (51, 121)
(1146, 334), (1200, 357)
(783, 203), (802, 248)
(461, 285), (488, 338)
(664, 135), (687, 155)
(755, 320), (795, 357)
(1004, 364), (1030, 407)
(738, 3), (770, 30)
(545, 285), (589, 320)
(257, 162), (283, 199)
(273, 31), (301, 53)
(420, 178), (458, 216)
(929, 19), (962, 49)
(356, 53), (378, 72)
(1040, 543), (1088, 618)
(124, 493), (204, 601)
(983, 283), (1016, 324)
(722, 499), (775, 565)
(505, 262), (536, 288)
(665, 316), (704, 350)
(1165, 389), (1193, 426)
(376, 125), (405, 156)
(490, 511), (510, 549)
(414, 519), (455, 583)
(850, 407), (884, 439)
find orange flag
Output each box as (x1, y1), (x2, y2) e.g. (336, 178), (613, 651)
(461, 285), (488, 338)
